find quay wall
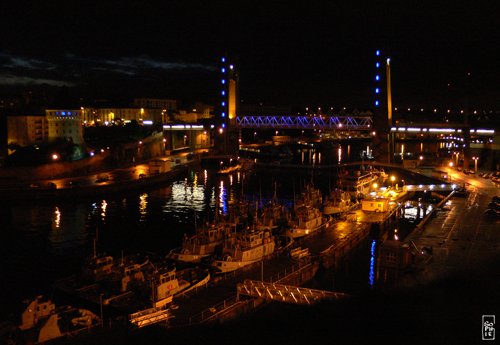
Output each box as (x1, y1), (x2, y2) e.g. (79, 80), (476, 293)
(0, 164), (191, 202)
(0, 152), (111, 183)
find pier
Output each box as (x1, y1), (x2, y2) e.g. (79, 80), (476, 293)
(165, 197), (407, 327)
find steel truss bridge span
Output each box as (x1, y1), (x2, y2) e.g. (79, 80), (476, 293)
(235, 115), (373, 130)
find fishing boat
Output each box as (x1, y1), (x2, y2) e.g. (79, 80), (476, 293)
(294, 183), (323, 209)
(211, 229), (275, 273)
(18, 296), (100, 344)
(337, 170), (381, 199)
(323, 189), (358, 216)
(286, 205), (329, 239)
(168, 222), (234, 263)
(255, 200), (289, 233)
(107, 265), (210, 313)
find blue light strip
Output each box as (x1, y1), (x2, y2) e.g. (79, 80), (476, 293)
(368, 239), (377, 287)
(374, 50), (381, 107)
(221, 57), (227, 119)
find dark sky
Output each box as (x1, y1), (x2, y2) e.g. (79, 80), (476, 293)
(0, 1), (498, 110)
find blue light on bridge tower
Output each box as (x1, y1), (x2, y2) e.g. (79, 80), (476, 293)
(374, 50), (382, 107)
(220, 57), (228, 124)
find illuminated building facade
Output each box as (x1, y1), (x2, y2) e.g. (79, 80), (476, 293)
(7, 115), (48, 152)
(45, 109), (84, 144)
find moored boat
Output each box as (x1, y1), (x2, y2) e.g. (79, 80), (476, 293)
(294, 183), (322, 209)
(168, 222), (234, 263)
(287, 205), (329, 239)
(18, 296), (100, 344)
(323, 189), (358, 216)
(211, 229), (275, 273)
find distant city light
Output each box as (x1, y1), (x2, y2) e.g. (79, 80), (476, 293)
(375, 75), (380, 81)
(375, 88), (380, 94)
(376, 50), (380, 56)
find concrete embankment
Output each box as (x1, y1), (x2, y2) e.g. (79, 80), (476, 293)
(0, 164), (191, 203)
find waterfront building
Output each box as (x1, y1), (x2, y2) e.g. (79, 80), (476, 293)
(92, 108), (163, 125)
(45, 109), (84, 145)
(7, 115), (48, 152)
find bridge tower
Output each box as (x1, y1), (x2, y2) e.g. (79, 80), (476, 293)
(372, 50), (394, 163)
(215, 56), (239, 155)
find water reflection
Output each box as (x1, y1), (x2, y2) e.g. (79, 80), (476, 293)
(101, 200), (108, 221)
(368, 239), (377, 287)
(54, 207), (61, 229)
(48, 203), (88, 253)
(164, 178), (205, 213)
(139, 193), (148, 221)
(219, 180), (227, 214)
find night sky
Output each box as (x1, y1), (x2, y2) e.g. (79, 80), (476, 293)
(0, 1), (498, 110)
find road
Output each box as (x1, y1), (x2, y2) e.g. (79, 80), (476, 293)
(402, 169), (500, 286)
(18, 154), (190, 190)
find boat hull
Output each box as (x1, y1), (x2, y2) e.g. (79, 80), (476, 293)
(212, 241), (275, 273)
(286, 217), (328, 239)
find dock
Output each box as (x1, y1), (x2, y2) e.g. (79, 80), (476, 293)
(166, 200), (405, 327)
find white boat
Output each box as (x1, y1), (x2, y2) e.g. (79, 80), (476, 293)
(107, 265), (210, 313)
(287, 205), (328, 239)
(18, 296), (101, 344)
(294, 183), (322, 209)
(168, 223), (233, 263)
(337, 171), (380, 199)
(147, 266), (210, 308)
(323, 189), (358, 216)
(255, 200), (289, 232)
(212, 229), (275, 273)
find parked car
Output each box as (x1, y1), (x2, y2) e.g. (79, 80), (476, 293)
(483, 208), (500, 218)
(95, 175), (110, 183)
(487, 202), (500, 210)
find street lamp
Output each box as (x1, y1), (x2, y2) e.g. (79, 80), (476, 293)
(472, 156), (478, 173)
(448, 162), (454, 181)
(390, 175), (395, 188)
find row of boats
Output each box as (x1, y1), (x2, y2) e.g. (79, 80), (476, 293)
(10, 174), (385, 343)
